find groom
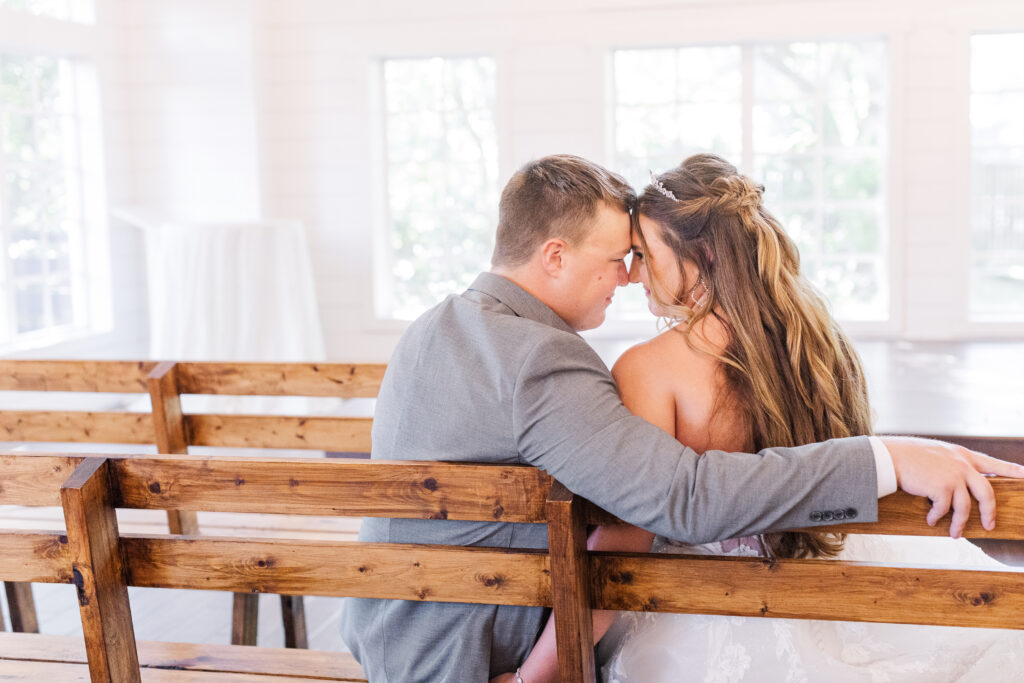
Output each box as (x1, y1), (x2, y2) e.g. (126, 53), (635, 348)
(340, 154), (1023, 682)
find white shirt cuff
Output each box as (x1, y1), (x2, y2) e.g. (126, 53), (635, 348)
(869, 435), (898, 498)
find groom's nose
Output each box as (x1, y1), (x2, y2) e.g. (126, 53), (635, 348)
(617, 260), (629, 286)
(627, 257), (641, 284)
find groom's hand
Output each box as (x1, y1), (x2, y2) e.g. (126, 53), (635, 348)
(882, 436), (1024, 538)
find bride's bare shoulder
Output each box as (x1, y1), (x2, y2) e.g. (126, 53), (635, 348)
(612, 322), (721, 387)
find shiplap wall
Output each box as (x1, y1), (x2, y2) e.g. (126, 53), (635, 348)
(3, 0), (1023, 360)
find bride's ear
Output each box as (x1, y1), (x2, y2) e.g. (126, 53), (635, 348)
(539, 238), (568, 277)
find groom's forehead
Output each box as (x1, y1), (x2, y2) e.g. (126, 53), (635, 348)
(580, 206), (632, 250)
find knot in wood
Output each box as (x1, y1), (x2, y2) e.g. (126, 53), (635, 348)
(478, 573), (506, 588)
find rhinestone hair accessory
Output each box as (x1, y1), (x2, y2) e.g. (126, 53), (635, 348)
(649, 170), (678, 201)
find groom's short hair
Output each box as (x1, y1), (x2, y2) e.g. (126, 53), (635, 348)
(492, 155), (635, 268)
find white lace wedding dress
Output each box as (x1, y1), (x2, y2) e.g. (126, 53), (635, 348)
(600, 534), (1024, 682)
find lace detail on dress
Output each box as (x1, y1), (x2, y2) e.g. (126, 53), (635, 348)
(601, 535), (1024, 683)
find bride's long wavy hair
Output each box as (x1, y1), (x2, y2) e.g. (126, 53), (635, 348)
(637, 153), (872, 559)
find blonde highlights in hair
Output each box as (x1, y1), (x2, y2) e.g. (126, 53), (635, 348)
(638, 154), (873, 559)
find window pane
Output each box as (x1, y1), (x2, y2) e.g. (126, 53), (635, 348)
(612, 46), (742, 190)
(381, 57), (498, 320)
(610, 46), (742, 322)
(970, 34), (1024, 321)
(1, 52), (92, 341)
(754, 40), (888, 321)
(0, 0), (93, 22)
(612, 41), (887, 323)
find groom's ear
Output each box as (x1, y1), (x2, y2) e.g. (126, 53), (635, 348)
(539, 238), (568, 277)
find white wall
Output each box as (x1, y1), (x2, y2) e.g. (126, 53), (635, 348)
(247, 0), (1024, 360)
(5, 0), (1024, 361)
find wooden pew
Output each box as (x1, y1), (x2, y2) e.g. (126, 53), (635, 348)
(0, 359), (386, 647)
(2, 447), (1024, 682)
(145, 360), (385, 646)
(0, 451), (553, 681)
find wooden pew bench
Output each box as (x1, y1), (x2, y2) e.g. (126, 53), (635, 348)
(0, 359), (385, 646)
(3, 447), (1024, 683)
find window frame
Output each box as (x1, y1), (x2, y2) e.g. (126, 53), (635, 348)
(372, 53), (501, 323)
(601, 37), (899, 340)
(0, 3), (111, 353)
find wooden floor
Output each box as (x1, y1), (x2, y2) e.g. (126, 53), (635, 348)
(1, 340), (1021, 651)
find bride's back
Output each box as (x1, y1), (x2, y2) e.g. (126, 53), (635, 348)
(626, 154), (874, 559)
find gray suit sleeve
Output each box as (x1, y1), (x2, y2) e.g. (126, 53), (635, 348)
(512, 333), (878, 543)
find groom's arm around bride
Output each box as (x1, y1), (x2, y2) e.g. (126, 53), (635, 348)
(339, 155), (1024, 683)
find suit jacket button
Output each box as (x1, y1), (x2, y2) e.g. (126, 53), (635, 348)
(821, 510), (834, 521)
(810, 511), (823, 522)
(833, 509), (846, 520)
(845, 507), (858, 519)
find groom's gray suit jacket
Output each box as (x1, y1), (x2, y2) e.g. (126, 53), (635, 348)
(339, 272), (877, 682)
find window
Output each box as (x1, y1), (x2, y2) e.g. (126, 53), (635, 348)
(970, 33), (1024, 321)
(612, 40), (888, 323)
(378, 57), (499, 320)
(0, 0), (94, 23)
(0, 54), (107, 345)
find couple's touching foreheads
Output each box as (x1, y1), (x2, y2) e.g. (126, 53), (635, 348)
(340, 153), (1024, 682)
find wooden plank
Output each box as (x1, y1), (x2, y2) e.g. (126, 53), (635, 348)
(147, 362), (199, 536)
(0, 632), (367, 680)
(545, 482), (596, 683)
(0, 659), (346, 682)
(0, 531), (72, 582)
(0, 361), (155, 393)
(0, 454), (83, 506)
(231, 594), (258, 647)
(280, 595), (308, 649)
(586, 479), (1024, 541)
(176, 363), (386, 398)
(0, 411), (154, 444)
(122, 536), (552, 605)
(186, 415), (372, 452)
(4, 583), (38, 633)
(591, 551), (1024, 630)
(61, 457), (140, 682)
(0, 508), (363, 542)
(816, 480), (1024, 539)
(111, 456), (552, 522)
(894, 434), (1024, 466)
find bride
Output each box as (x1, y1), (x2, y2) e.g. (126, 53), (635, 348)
(503, 153), (1024, 682)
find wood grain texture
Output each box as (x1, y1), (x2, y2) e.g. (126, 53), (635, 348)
(147, 362), (200, 537)
(0, 361), (155, 393)
(814, 479), (1024, 539)
(591, 551), (1024, 630)
(0, 632), (367, 680)
(0, 532), (72, 582)
(280, 595), (308, 649)
(0, 411), (154, 444)
(175, 362), (386, 398)
(231, 594), (258, 647)
(111, 456), (553, 522)
(0, 659), (343, 681)
(122, 536), (552, 605)
(585, 478), (1024, 541)
(0, 454), (83, 506)
(186, 415), (372, 452)
(891, 434), (1024, 465)
(61, 458), (140, 682)
(4, 582), (39, 633)
(546, 482), (596, 683)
